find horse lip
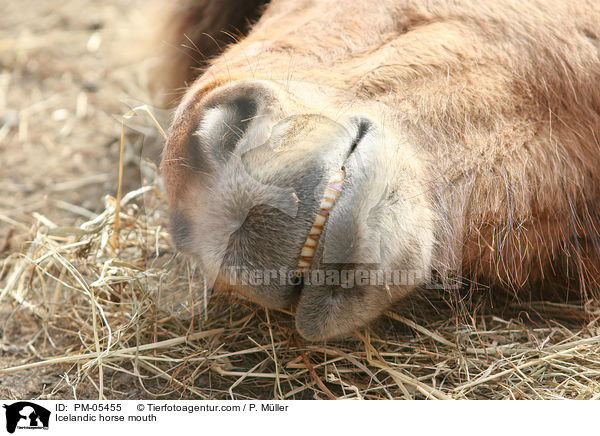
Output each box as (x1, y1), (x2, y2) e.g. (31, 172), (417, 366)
(294, 117), (372, 274)
(344, 117), (372, 162)
(296, 167), (346, 272)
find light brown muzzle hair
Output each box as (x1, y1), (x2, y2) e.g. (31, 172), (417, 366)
(157, 0), (600, 340)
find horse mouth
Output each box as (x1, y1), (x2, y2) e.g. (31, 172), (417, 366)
(296, 168), (346, 271)
(295, 117), (372, 273)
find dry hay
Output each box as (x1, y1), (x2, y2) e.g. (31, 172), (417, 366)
(2, 116), (600, 400)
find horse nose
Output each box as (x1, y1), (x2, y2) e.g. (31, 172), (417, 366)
(163, 81), (279, 248)
(192, 82), (276, 161)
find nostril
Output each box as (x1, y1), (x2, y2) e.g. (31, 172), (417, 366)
(203, 96), (259, 154)
(187, 93), (261, 171)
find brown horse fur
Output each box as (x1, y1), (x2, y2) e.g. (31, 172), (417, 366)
(155, 0), (600, 340)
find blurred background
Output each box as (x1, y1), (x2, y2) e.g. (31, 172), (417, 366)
(0, 0), (158, 248)
(0, 0), (164, 398)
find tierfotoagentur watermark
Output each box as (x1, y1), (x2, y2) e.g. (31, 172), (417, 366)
(227, 267), (427, 288)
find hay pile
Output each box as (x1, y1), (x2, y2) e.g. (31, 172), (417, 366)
(2, 158), (600, 400)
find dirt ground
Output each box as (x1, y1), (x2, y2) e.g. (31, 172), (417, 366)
(0, 0), (158, 398)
